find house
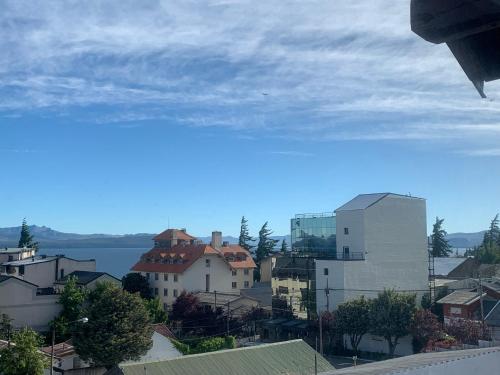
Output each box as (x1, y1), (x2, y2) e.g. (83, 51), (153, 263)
(0, 275), (61, 330)
(193, 291), (259, 317)
(437, 290), (486, 323)
(485, 301), (500, 342)
(41, 340), (90, 373)
(104, 339), (334, 375)
(54, 271), (121, 292)
(0, 247), (36, 263)
(122, 323), (182, 364)
(321, 346), (500, 375)
(315, 193), (428, 312)
(131, 229), (256, 310)
(0, 254), (96, 288)
(448, 258), (500, 279)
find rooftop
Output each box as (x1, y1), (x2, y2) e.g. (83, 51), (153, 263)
(436, 290), (484, 305)
(153, 228), (196, 242)
(0, 247), (35, 254)
(54, 270), (120, 285)
(1, 255), (95, 266)
(107, 340), (334, 375)
(335, 193), (423, 212)
(485, 300), (500, 326)
(320, 347), (500, 375)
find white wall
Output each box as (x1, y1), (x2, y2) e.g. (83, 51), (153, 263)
(344, 334), (414, 356)
(0, 278), (61, 331)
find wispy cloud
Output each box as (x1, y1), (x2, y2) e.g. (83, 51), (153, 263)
(460, 148), (500, 157)
(264, 150), (315, 157)
(1, 0), (500, 152)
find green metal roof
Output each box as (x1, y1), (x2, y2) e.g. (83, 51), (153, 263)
(111, 339), (334, 375)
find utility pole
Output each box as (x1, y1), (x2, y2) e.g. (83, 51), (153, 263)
(227, 300), (230, 336)
(214, 290), (217, 311)
(50, 325), (55, 375)
(479, 275), (485, 330)
(326, 279), (330, 312)
(306, 258), (311, 321)
(314, 337), (318, 375)
(319, 311), (323, 356)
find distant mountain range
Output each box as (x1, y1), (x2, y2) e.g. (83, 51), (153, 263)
(0, 225), (290, 249)
(0, 225), (483, 249)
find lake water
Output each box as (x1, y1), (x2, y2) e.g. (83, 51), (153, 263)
(41, 248), (148, 278)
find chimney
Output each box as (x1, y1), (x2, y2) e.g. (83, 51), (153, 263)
(222, 241), (230, 247)
(211, 231), (222, 249)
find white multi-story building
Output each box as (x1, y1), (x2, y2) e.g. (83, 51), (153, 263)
(131, 229), (256, 310)
(315, 193), (428, 313)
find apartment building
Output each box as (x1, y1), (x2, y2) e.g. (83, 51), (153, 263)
(131, 229), (256, 310)
(0, 247), (36, 263)
(315, 193), (428, 313)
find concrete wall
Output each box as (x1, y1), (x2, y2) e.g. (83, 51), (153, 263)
(0, 278), (61, 331)
(344, 333), (414, 356)
(260, 256), (276, 283)
(317, 195), (428, 313)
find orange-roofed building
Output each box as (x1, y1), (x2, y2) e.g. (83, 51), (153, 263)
(131, 229), (256, 309)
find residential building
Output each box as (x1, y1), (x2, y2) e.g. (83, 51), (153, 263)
(323, 346), (500, 375)
(54, 271), (121, 292)
(291, 213), (336, 255)
(104, 339), (334, 375)
(0, 255), (96, 288)
(437, 290), (486, 323)
(131, 229), (256, 310)
(0, 247), (36, 263)
(41, 341), (90, 373)
(485, 301), (500, 342)
(193, 291), (259, 317)
(0, 275), (61, 331)
(260, 254), (280, 283)
(316, 193), (428, 312)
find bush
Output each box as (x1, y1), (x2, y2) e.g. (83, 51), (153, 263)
(445, 319), (490, 345)
(173, 336), (237, 355)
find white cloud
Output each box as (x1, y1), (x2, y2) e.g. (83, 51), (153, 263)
(1, 0), (499, 151)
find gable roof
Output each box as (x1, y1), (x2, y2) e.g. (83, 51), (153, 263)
(153, 229), (196, 242)
(320, 346), (500, 375)
(54, 271), (120, 285)
(436, 290), (484, 305)
(107, 340), (334, 375)
(0, 275), (39, 288)
(485, 300), (500, 326)
(151, 324), (176, 340)
(335, 193), (423, 212)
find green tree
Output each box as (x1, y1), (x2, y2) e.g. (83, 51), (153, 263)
(0, 314), (13, 341)
(122, 272), (152, 299)
(17, 218), (38, 250)
(256, 222), (279, 264)
(73, 283), (153, 368)
(144, 297), (168, 324)
(370, 290), (417, 356)
(483, 214), (500, 246)
(0, 328), (50, 375)
(474, 215), (500, 264)
(335, 296), (371, 354)
(280, 238), (288, 254)
(411, 309), (442, 353)
(431, 217), (452, 257)
(238, 216), (254, 252)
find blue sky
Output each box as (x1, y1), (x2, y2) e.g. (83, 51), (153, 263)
(1, 0), (500, 236)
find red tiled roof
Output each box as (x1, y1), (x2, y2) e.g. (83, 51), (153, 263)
(41, 341), (75, 358)
(221, 245), (257, 269)
(152, 323), (176, 339)
(153, 229), (196, 241)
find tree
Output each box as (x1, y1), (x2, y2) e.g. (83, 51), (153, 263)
(335, 296), (371, 354)
(256, 222), (279, 264)
(475, 214), (500, 264)
(483, 214), (500, 246)
(370, 290), (417, 356)
(144, 297), (168, 324)
(122, 272), (152, 299)
(0, 314), (13, 341)
(170, 291), (201, 322)
(238, 216), (254, 252)
(0, 328), (50, 375)
(280, 238), (288, 254)
(17, 218), (38, 250)
(431, 217), (452, 257)
(411, 309), (442, 353)
(73, 283), (152, 368)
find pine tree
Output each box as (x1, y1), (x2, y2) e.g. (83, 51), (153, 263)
(280, 238), (288, 254)
(17, 218), (39, 250)
(238, 216), (254, 252)
(476, 214), (500, 264)
(431, 217), (452, 257)
(256, 222), (279, 263)
(483, 214), (500, 247)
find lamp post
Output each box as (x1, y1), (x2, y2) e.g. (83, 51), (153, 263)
(50, 317), (88, 375)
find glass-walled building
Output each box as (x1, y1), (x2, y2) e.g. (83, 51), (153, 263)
(291, 213), (336, 255)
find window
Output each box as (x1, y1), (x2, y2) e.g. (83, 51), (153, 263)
(206, 259), (211, 267)
(244, 268), (249, 275)
(155, 273), (159, 281)
(173, 289), (178, 297)
(343, 246), (350, 258)
(8, 255), (13, 262)
(174, 274), (178, 282)
(19, 265), (25, 276)
(344, 227), (349, 235)
(244, 281), (249, 288)
(278, 286), (289, 294)
(60, 269), (65, 279)
(232, 282), (237, 289)
(146, 273), (150, 280)
(323, 268), (328, 276)
(450, 307), (462, 315)
(163, 288), (168, 296)
(164, 273), (168, 281)
(154, 288), (158, 296)
(232, 270), (237, 276)
(163, 303), (168, 311)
